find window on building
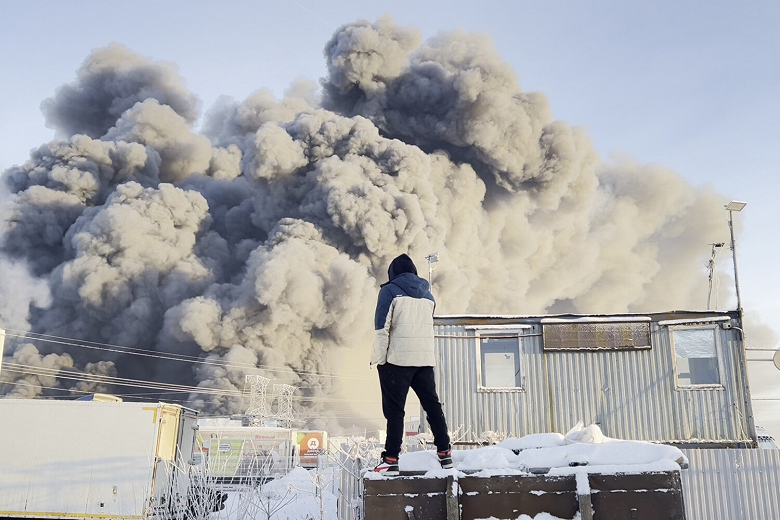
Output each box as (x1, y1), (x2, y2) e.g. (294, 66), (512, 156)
(671, 326), (722, 387)
(541, 319), (651, 351)
(477, 332), (523, 390)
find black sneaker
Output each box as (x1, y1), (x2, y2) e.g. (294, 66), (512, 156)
(437, 449), (453, 469)
(373, 454), (399, 476)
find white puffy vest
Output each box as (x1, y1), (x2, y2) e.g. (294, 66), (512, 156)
(372, 295), (436, 366)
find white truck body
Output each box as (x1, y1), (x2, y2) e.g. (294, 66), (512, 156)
(0, 398), (198, 520)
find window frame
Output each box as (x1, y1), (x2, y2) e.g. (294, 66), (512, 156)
(540, 316), (651, 351)
(470, 325), (531, 393)
(669, 323), (726, 391)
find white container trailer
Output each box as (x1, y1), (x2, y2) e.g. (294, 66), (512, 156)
(0, 398), (199, 520)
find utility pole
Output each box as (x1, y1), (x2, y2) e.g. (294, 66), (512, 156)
(725, 201), (747, 313)
(425, 252), (439, 288)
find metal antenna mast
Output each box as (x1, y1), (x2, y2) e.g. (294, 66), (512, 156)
(706, 243), (724, 310)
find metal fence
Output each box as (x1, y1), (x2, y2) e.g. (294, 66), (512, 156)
(333, 452), (365, 520)
(680, 448), (780, 520)
(328, 437), (437, 520)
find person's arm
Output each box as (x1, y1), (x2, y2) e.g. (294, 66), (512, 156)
(371, 286), (394, 365)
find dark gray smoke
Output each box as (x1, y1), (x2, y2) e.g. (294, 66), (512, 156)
(41, 43), (200, 139)
(0, 19), (735, 426)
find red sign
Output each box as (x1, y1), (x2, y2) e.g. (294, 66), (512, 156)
(297, 431), (325, 467)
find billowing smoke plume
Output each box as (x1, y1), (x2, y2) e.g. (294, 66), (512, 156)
(0, 18), (735, 426)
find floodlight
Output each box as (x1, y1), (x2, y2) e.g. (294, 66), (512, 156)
(426, 252), (439, 287)
(726, 201), (747, 212)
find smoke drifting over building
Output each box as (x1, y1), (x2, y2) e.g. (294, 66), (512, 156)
(0, 18), (730, 426)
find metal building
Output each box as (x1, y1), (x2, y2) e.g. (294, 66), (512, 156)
(680, 448), (780, 519)
(421, 310), (780, 520)
(430, 310), (754, 446)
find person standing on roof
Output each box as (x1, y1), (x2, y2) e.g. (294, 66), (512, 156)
(371, 253), (452, 476)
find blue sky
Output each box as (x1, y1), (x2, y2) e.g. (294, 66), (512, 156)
(1, 0), (779, 436)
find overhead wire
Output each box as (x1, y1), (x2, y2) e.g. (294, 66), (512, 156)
(7, 331), (777, 421)
(3, 328), (374, 381)
(3, 362), (239, 397)
(3, 380), (385, 421)
(2, 362), (378, 404)
(2, 327), (383, 415)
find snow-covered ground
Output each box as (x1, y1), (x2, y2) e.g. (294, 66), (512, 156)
(213, 466), (340, 520)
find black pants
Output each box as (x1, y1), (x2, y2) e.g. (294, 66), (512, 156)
(377, 363), (451, 458)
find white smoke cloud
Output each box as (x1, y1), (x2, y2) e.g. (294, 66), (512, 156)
(0, 17), (757, 427)
(323, 16), (422, 97)
(203, 80), (318, 147)
(104, 99), (212, 182)
(0, 343), (74, 398)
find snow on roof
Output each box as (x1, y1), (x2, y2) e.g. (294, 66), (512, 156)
(657, 316), (730, 326)
(540, 316), (651, 323)
(366, 424), (687, 480)
(464, 324), (534, 330)
(435, 310), (732, 321)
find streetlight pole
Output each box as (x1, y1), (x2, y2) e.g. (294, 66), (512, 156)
(425, 252), (439, 288)
(725, 200), (747, 313)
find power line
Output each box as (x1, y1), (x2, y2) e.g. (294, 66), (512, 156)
(3, 362), (238, 397)
(3, 328), (373, 381)
(2, 380), (385, 420)
(3, 329), (541, 384)
(2, 362), (378, 404)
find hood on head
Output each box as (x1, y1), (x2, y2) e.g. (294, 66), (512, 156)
(388, 254), (417, 280)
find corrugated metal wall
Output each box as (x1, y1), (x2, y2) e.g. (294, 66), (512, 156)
(436, 323), (551, 439)
(433, 318), (752, 444)
(335, 452), (364, 520)
(680, 448), (780, 520)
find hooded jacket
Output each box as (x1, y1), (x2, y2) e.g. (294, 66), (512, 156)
(371, 255), (436, 366)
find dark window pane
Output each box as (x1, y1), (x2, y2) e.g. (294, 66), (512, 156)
(688, 357), (719, 385)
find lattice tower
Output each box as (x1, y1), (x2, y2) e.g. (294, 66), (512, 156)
(244, 375), (270, 423)
(273, 383), (296, 428)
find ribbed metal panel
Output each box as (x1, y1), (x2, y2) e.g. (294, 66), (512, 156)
(680, 448), (780, 520)
(335, 452), (364, 520)
(433, 317), (752, 443)
(655, 323), (750, 442)
(434, 324), (551, 440)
